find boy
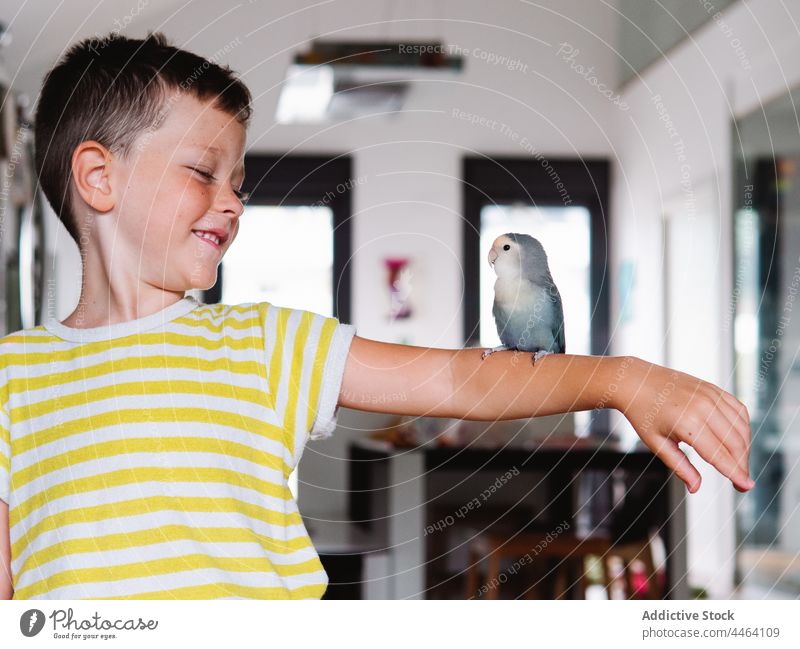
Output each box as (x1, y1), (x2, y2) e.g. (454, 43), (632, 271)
(0, 32), (752, 600)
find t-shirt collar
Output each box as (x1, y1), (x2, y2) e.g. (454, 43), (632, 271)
(42, 295), (201, 342)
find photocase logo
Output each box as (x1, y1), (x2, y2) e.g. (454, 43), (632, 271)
(20, 609), (46, 637)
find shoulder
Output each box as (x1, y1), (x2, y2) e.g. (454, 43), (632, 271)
(0, 325), (54, 409)
(0, 323), (50, 340)
(0, 325), (55, 352)
(202, 301), (349, 335)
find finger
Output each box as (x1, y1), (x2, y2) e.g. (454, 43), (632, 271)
(717, 389), (752, 458)
(686, 393), (750, 483)
(679, 411), (753, 490)
(707, 397), (750, 473)
(707, 404), (752, 485)
(642, 434), (702, 493)
(699, 383), (750, 461)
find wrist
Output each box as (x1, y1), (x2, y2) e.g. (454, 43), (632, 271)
(604, 355), (642, 414)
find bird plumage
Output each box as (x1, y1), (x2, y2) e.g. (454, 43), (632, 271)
(482, 233), (566, 364)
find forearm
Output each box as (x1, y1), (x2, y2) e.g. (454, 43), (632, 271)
(446, 348), (636, 420)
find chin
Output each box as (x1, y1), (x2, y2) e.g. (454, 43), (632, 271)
(181, 266), (219, 291)
(192, 275), (219, 291)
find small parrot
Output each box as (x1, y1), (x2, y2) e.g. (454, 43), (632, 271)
(481, 232), (566, 365)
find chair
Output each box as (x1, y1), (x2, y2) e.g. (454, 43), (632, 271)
(464, 531), (663, 599)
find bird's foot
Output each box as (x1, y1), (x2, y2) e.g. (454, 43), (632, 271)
(481, 345), (511, 360)
(531, 350), (555, 365)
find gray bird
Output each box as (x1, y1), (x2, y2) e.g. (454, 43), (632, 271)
(481, 233), (566, 365)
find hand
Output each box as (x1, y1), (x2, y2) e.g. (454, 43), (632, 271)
(613, 356), (753, 494)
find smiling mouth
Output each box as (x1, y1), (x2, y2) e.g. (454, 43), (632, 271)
(192, 230), (222, 248)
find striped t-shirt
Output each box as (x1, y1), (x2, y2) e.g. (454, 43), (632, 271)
(0, 295), (357, 599)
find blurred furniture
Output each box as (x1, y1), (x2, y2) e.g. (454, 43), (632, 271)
(348, 436), (685, 599)
(305, 518), (389, 600)
(464, 531), (662, 599)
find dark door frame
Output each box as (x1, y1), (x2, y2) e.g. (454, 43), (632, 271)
(462, 156), (611, 433)
(204, 154), (353, 324)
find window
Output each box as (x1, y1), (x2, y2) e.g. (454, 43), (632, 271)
(733, 89), (800, 597)
(204, 155), (352, 320)
(463, 157), (610, 435)
(479, 204), (592, 356)
(221, 205), (335, 315)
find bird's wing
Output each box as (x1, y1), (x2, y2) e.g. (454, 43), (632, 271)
(492, 298), (514, 348)
(547, 282), (566, 353)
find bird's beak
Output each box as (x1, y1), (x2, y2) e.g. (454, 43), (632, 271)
(488, 248), (498, 268)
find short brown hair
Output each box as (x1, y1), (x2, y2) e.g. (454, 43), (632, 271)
(34, 31), (252, 245)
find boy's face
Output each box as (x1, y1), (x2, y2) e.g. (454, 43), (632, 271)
(110, 92), (247, 292)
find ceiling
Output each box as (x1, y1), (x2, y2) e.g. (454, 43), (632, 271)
(0, 0), (190, 102)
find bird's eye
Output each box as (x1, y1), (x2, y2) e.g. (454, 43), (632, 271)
(503, 244), (510, 251)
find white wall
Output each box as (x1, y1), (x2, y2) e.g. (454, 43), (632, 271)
(615, 0), (800, 598)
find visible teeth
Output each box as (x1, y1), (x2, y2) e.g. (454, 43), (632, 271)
(194, 231), (220, 245)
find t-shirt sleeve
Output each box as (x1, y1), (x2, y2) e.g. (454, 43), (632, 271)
(307, 318), (358, 441)
(0, 402), (10, 505)
(261, 303), (357, 460)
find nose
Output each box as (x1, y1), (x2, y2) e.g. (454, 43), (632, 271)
(213, 183), (246, 219)
(488, 248), (498, 267)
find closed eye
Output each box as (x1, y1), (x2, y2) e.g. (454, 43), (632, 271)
(189, 167), (249, 204)
(189, 166), (214, 181)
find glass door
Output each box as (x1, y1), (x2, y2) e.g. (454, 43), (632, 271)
(733, 90), (800, 598)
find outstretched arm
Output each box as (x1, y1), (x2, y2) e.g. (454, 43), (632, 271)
(339, 336), (752, 494)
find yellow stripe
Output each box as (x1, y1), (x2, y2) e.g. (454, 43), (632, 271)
(307, 318), (337, 441)
(173, 313), (261, 333)
(15, 554), (324, 599)
(12, 495), (305, 559)
(0, 327), (54, 344)
(200, 303), (266, 317)
(6, 355), (267, 397)
(0, 331), (263, 370)
(268, 306), (289, 402)
(12, 379), (271, 423)
(15, 523), (313, 582)
(95, 581), (326, 600)
(13, 465), (292, 530)
(0, 406), (8, 477)
(284, 311), (313, 456)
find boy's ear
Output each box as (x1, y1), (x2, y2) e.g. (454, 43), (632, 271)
(71, 140), (116, 214)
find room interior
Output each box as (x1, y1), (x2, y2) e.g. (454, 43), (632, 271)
(0, 0), (798, 600)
